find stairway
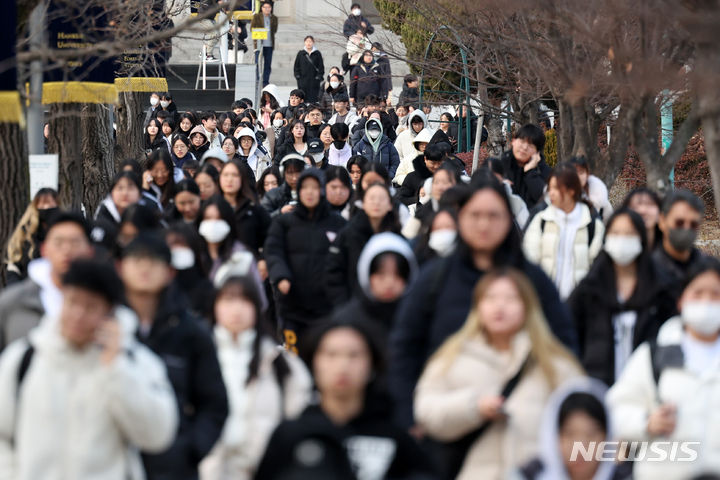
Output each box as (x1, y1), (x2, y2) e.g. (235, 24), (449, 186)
(167, 19), (410, 110)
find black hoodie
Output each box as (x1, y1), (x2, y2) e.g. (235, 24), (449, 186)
(396, 154), (433, 206)
(255, 402), (433, 480)
(137, 285), (228, 480)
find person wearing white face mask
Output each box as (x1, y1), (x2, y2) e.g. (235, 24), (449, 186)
(165, 223), (216, 321)
(413, 208), (459, 265)
(319, 71), (348, 119)
(144, 92), (160, 126)
(342, 3), (375, 38)
(607, 257), (720, 480)
(197, 196), (267, 309)
(567, 209), (678, 386)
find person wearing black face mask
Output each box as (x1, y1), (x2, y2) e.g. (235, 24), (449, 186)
(4, 188), (60, 285)
(652, 189), (708, 299)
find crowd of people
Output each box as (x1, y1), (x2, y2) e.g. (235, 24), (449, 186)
(3, 3), (720, 480)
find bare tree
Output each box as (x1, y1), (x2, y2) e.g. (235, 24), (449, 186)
(375, 0), (703, 197)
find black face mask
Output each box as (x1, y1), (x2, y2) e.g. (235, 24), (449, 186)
(38, 207), (59, 224)
(333, 140), (346, 149)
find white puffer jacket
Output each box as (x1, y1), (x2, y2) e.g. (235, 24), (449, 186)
(522, 202), (604, 299)
(586, 175), (613, 222)
(393, 124), (432, 186)
(0, 307), (178, 480)
(200, 327), (312, 480)
(393, 111), (428, 182)
(607, 317), (720, 480)
(415, 331), (582, 480)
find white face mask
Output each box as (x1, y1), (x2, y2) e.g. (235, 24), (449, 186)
(199, 219), (231, 244)
(330, 81), (340, 89)
(273, 119), (284, 128)
(428, 229), (457, 257)
(352, 8), (362, 16)
(150, 97), (159, 106)
(604, 235), (642, 267)
(368, 129), (381, 140)
(682, 301), (720, 336)
(171, 247), (195, 270)
(160, 100), (170, 109)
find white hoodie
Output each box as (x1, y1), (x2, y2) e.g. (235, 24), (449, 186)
(0, 307), (178, 480)
(234, 127), (271, 179)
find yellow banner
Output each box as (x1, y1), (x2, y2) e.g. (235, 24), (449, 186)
(42, 81), (118, 105)
(114, 77), (169, 93)
(0, 91), (25, 126)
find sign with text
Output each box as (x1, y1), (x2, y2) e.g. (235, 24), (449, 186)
(29, 154), (59, 198)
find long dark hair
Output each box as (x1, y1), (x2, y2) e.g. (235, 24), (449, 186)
(286, 118), (308, 145)
(262, 91), (280, 111)
(144, 148), (176, 207)
(177, 112), (197, 134)
(300, 319), (390, 415)
(258, 166), (281, 199)
(144, 118), (166, 151)
(621, 187), (663, 247)
(220, 159), (259, 205)
(461, 171), (525, 268)
(198, 195), (239, 262)
(360, 182), (401, 233)
(214, 275), (290, 385)
(414, 207), (458, 264)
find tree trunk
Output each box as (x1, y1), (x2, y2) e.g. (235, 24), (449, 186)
(485, 114), (505, 157)
(115, 91), (146, 163)
(82, 103), (115, 213)
(0, 123), (29, 284)
(48, 104), (84, 209)
(557, 99), (573, 163)
(48, 103), (114, 214)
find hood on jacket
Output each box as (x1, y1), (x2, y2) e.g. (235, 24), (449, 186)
(234, 126), (259, 158)
(406, 110), (428, 137)
(364, 118), (384, 152)
(412, 153), (435, 178)
(412, 128), (434, 149)
(190, 125), (209, 143)
(295, 169), (331, 220)
(202, 146), (229, 165)
(297, 168), (325, 194)
(96, 195), (121, 224)
(534, 378), (616, 480)
(356, 232), (418, 301)
(261, 84), (285, 108)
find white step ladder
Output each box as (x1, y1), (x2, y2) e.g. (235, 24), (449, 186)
(195, 44), (229, 90)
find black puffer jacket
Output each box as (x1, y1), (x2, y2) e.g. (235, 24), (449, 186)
(349, 61), (384, 105)
(233, 197), (271, 256)
(261, 182), (294, 218)
(396, 154), (432, 206)
(264, 171), (347, 327)
(568, 252), (677, 386)
(137, 287), (228, 480)
(325, 210), (401, 307)
(500, 149), (551, 209)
